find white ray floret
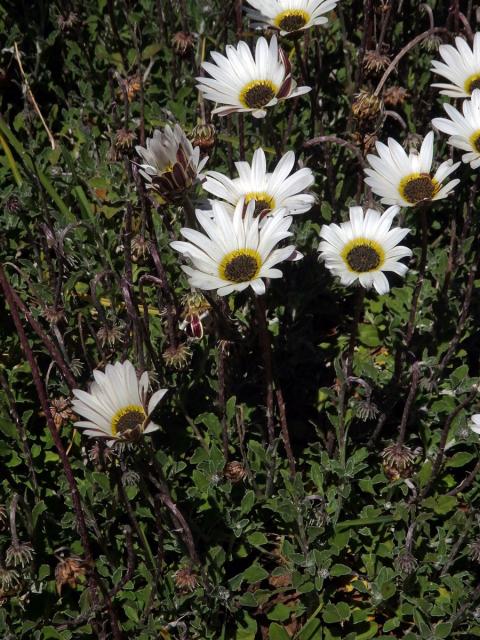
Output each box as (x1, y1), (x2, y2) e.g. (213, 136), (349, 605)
(431, 33), (480, 98)
(432, 89), (480, 169)
(171, 199), (302, 296)
(72, 361), (167, 445)
(203, 148), (315, 219)
(364, 132), (460, 207)
(471, 414), (480, 435)
(245, 0), (339, 35)
(318, 206), (412, 295)
(196, 36), (311, 118)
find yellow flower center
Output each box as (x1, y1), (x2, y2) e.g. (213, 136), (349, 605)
(399, 173), (439, 205)
(274, 9), (310, 32)
(470, 130), (480, 153)
(219, 249), (262, 283)
(244, 192), (276, 218)
(239, 80), (278, 109)
(465, 72), (480, 94)
(111, 405), (146, 436)
(341, 238), (385, 273)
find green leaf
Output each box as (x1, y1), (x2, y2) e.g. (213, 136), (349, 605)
(322, 602), (351, 623)
(330, 563), (352, 577)
(268, 623), (291, 640)
(247, 532), (268, 546)
(243, 563), (269, 584)
(267, 604), (292, 622)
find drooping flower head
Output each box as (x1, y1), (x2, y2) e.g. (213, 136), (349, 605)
(364, 132), (460, 207)
(432, 89), (480, 169)
(318, 205), (412, 294)
(171, 199), (302, 296)
(245, 0), (339, 36)
(196, 36), (311, 119)
(72, 361), (167, 445)
(203, 148), (314, 219)
(431, 33), (480, 98)
(135, 124), (208, 200)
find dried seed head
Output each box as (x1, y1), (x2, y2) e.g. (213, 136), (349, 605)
(0, 566), (20, 591)
(382, 443), (416, 481)
(470, 539), (480, 563)
(70, 358), (84, 377)
(5, 195), (21, 213)
(352, 91), (384, 129)
(122, 470), (140, 486)
(355, 399), (379, 421)
(57, 12), (79, 31)
(125, 75), (141, 102)
(115, 128), (136, 149)
(423, 34), (442, 52)
(394, 549), (417, 575)
(5, 541), (34, 569)
(172, 31), (195, 56)
(0, 505), (7, 530)
(43, 306), (65, 324)
(163, 343), (192, 369)
(363, 50), (391, 74)
(173, 567), (199, 593)
(97, 323), (124, 348)
(131, 234), (151, 262)
(50, 397), (76, 429)
(88, 440), (115, 467)
(383, 85), (409, 107)
(190, 123), (216, 151)
(223, 461), (247, 483)
(181, 292), (211, 316)
(55, 557), (86, 594)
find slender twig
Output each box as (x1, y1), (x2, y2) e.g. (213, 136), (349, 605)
(374, 27), (448, 96)
(303, 135), (366, 168)
(276, 389), (296, 477)
(0, 265), (123, 640)
(0, 370), (39, 495)
(13, 42), (55, 149)
(397, 362), (421, 446)
(254, 296), (275, 448)
(418, 388), (478, 501)
(447, 459), (480, 496)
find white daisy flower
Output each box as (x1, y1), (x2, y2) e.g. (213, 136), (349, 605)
(364, 132), (460, 207)
(203, 148), (315, 219)
(245, 0), (339, 35)
(171, 199), (302, 296)
(431, 33), (480, 98)
(196, 36), (311, 119)
(432, 89), (480, 169)
(471, 414), (480, 435)
(135, 124), (208, 200)
(318, 205), (412, 295)
(72, 361), (167, 445)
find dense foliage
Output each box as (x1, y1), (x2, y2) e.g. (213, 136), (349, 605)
(1, 1), (480, 638)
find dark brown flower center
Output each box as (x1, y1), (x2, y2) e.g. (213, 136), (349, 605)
(115, 410), (145, 434)
(252, 199), (272, 218)
(467, 75), (480, 93)
(471, 131), (480, 153)
(277, 11), (308, 32)
(346, 245), (381, 272)
(242, 82), (276, 109)
(224, 255), (259, 282)
(402, 174), (435, 204)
